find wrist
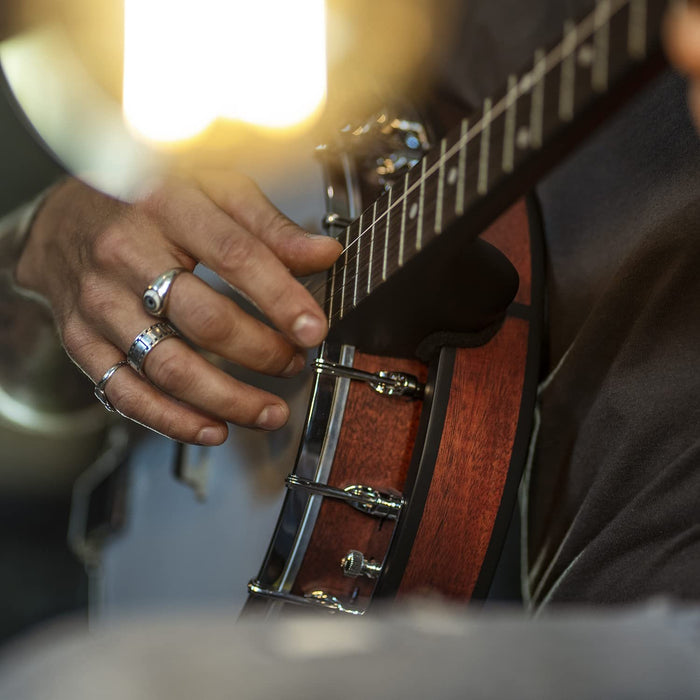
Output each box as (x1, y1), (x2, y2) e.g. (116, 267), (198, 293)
(9, 179), (67, 301)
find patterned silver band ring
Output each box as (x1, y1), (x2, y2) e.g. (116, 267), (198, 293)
(127, 321), (179, 375)
(142, 267), (186, 317)
(94, 360), (129, 412)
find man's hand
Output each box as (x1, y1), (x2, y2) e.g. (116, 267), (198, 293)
(665, 2), (700, 131)
(15, 174), (342, 445)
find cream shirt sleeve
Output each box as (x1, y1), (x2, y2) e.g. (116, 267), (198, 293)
(0, 185), (55, 271)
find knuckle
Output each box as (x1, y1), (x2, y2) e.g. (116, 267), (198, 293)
(109, 380), (141, 418)
(261, 344), (295, 374)
(149, 348), (191, 394)
(215, 232), (258, 277)
(265, 280), (293, 312)
(76, 272), (111, 320)
(60, 317), (101, 367)
(138, 185), (175, 220)
(60, 317), (83, 355)
(158, 411), (187, 441)
(267, 209), (300, 238)
(190, 300), (235, 346)
(92, 222), (132, 271)
(223, 394), (252, 425)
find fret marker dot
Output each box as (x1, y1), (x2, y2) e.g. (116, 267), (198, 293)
(409, 202), (419, 219)
(447, 167), (458, 186)
(578, 44), (595, 67)
(516, 127), (531, 150)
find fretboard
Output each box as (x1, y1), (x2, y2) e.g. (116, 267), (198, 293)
(324, 0), (669, 327)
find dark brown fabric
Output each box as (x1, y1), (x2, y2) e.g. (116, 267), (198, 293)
(526, 71), (700, 606)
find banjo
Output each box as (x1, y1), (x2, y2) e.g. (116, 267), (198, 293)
(245, 0), (670, 615)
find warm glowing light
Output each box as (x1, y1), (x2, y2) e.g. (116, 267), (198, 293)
(123, 0), (327, 142)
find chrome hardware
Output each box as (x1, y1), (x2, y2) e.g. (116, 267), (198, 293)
(322, 212), (354, 230)
(313, 359), (423, 399)
(286, 474), (404, 520)
(304, 590), (364, 615)
(338, 109), (432, 190)
(248, 580), (364, 616)
(252, 344), (355, 602)
(343, 484), (404, 518)
(341, 550), (383, 579)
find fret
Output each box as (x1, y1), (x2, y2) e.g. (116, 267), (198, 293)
(355, 207), (374, 307)
(338, 234), (348, 319)
(327, 227), (347, 324)
(367, 200), (377, 295)
(368, 190), (390, 293)
(592, 0), (611, 92)
(384, 174), (407, 279)
(416, 158), (427, 249)
(577, 42), (595, 69)
(383, 186), (391, 282)
(530, 49), (546, 149)
(435, 138), (447, 232)
(456, 118), (469, 216)
(338, 222), (356, 320)
(327, 256), (337, 322)
(403, 163), (425, 262)
(559, 20), (577, 121)
(503, 75), (518, 173)
(512, 63), (535, 155)
(477, 98), (493, 195)
(399, 172), (409, 266)
(353, 213), (362, 308)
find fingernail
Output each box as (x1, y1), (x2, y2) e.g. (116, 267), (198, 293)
(196, 426), (226, 446)
(304, 232), (331, 241)
(255, 404), (289, 431)
(281, 352), (306, 377)
(292, 313), (327, 347)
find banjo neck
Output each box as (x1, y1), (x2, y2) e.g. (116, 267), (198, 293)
(324, 0), (669, 331)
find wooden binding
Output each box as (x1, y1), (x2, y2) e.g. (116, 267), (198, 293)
(396, 200), (538, 602)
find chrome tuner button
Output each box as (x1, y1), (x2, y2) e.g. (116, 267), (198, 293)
(341, 550), (382, 579)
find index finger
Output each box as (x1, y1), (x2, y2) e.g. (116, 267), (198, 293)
(194, 170), (343, 276)
(140, 182), (333, 348)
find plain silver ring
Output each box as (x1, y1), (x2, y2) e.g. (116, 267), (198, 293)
(127, 321), (179, 375)
(94, 360), (129, 412)
(142, 267), (186, 317)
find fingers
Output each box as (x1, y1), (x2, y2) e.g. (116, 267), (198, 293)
(139, 182), (337, 348)
(65, 306), (291, 441)
(164, 272), (307, 376)
(21, 172), (339, 444)
(132, 335), (290, 432)
(65, 331), (230, 446)
(194, 170), (343, 276)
